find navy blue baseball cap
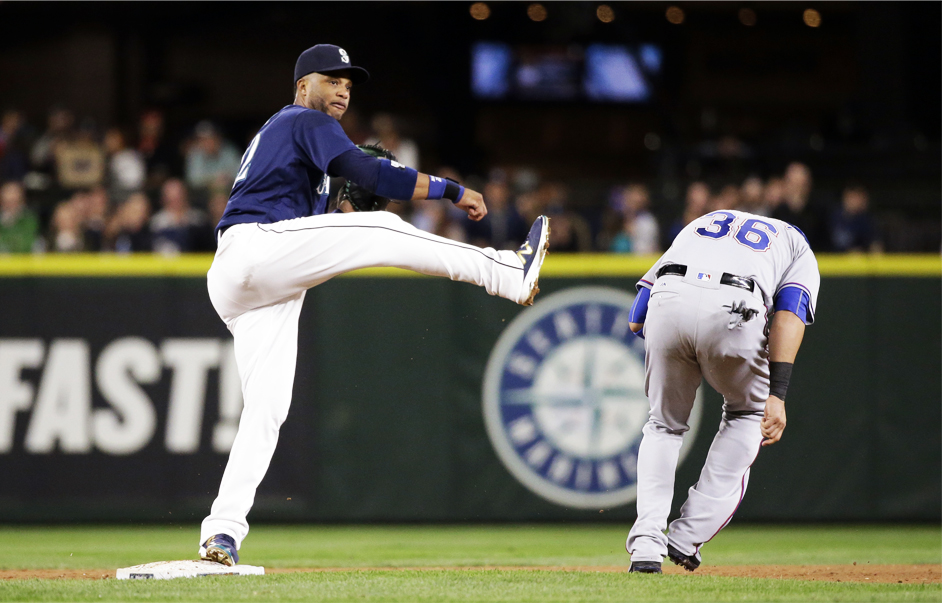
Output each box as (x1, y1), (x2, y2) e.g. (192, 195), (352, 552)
(294, 44), (370, 84)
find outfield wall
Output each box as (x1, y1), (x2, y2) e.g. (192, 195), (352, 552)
(0, 254), (939, 523)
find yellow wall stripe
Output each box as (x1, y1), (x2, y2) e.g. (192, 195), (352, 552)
(0, 253), (937, 277)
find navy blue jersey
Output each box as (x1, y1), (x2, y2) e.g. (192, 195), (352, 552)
(217, 105), (357, 233)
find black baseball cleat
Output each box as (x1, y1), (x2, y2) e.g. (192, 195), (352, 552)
(200, 533), (239, 566)
(628, 561), (663, 574)
(667, 544), (700, 572)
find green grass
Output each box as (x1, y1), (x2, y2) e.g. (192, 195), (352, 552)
(0, 524), (938, 569)
(0, 524), (939, 602)
(4, 571), (940, 603)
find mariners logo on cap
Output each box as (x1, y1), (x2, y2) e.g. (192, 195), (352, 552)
(483, 287), (703, 509)
(339, 48), (350, 64)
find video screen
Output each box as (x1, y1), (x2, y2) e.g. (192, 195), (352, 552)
(472, 42), (661, 102)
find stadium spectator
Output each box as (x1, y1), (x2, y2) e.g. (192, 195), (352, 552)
(515, 189), (546, 226)
(772, 162), (829, 250)
(709, 184), (740, 214)
(464, 172), (528, 250)
(541, 182), (592, 253)
(30, 106), (74, 178)
(49, 195), (85, 252)
(82, 186), (111, 251)
(610, 184), (660, 254)
(667, 181), (710, 243)
(55, 118), (105, 190)
(738, 175), (768, 216)
(830, 184), (882, 253)
(546, 211), (585, 252)
(0, 110), (33, 182)
(762, 177), (786, 214)
(107, 192), (153, 253)
(596, 190), (625, 252)
(184, 121), (241, 195)
(138, 110), (178, 188)
(0, 181), (39, 253)
(104, 127), (146, 200)
(371, 113), (419, 170)
(150, 178), (213, 254)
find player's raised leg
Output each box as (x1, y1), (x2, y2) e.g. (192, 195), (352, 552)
(211, 212), (548, 321)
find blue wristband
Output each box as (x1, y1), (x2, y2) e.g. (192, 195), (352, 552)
(427, 176), (447, 199)
(426, 176), (465, 204)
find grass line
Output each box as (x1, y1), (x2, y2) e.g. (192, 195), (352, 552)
(0, 524), (938, 602)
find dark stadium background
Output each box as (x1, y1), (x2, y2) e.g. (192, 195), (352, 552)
(0, 1), (938, 249)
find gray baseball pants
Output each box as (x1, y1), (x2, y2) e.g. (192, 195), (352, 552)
(626, 272), (769, 563)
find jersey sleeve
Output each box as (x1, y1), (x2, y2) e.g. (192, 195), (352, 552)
(773, 228), (821, 325)
(328, 148), (381, 190)
(636, 260), (660, 292)
(328, 147), (419, 201)
(291, 110), (358, 172)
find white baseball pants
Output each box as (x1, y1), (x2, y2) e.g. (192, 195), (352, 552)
(626, 274), (768, 563)
(200, 211), (526, 549)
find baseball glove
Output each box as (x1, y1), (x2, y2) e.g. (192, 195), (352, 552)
(340, 144), (397, 212)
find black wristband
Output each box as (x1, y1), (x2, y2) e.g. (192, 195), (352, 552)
(768, 361), (793, 400)
(443, 178), (464, 203)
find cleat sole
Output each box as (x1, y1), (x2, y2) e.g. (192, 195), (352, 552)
(666, 546), (699, 572)
(201, 547), (235, 567)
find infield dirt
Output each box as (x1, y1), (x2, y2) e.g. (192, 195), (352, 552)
(3, 564), (939, 584)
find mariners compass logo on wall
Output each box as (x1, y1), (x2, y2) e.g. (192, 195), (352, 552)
(483, 287), (702, 509)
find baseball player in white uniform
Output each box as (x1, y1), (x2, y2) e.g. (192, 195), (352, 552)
(623, 209), (819, 573)
(197, 44), (550, 565)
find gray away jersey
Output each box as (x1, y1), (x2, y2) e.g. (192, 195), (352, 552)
(639, 210), (820, 324)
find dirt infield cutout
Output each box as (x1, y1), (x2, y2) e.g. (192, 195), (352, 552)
(2, 564), (939, 584)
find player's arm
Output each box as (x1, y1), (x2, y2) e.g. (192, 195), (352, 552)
(412, 174), (486, 221)
(628, 285), (651, 336)
(295, 113), (487, 221)
(761, 280), (813, 447)
(628, 266), (658, 335)
(763, 234), (820, 447)
(761, 310), (805, 447)
(328, 149), (486, 221)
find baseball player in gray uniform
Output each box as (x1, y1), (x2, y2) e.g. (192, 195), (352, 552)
(623, 209), (819, 573)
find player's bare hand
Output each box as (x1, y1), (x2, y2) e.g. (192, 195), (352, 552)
(760, 395), (786, 446)
(456, 189), (487, 222)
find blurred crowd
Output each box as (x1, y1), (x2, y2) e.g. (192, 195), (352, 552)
(0, 107), (235, 254)
(390, 161), (882, 255)
(0, 106), (885, 256)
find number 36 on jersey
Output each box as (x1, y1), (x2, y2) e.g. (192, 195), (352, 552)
(695, 211), (779, 252)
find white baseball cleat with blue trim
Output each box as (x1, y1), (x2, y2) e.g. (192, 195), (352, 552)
(517, 215), (550, 306)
